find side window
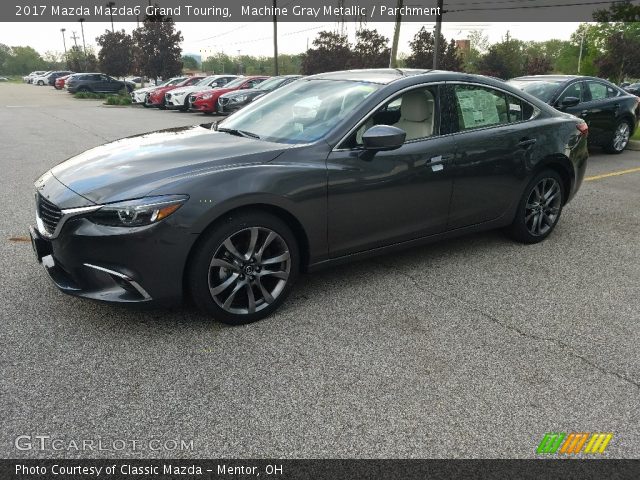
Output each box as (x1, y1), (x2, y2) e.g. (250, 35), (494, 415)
(505, 94), (536, 122)
(606, 85), (619, 98)
(558, 82), (582, 103)
(587, 81), (607, 101)
(344, 86), (438, 148)
(453, 84), (509, 131)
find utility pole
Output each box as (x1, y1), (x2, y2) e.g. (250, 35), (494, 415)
(106, 1), (115, 32)
(577, 33), (585, 74)
(433, 0), (444, 69)
(273, 0), (279, 75)
(79, 18), (87, 71)
(237, 49), (242, 74)
(60, 28), (67, 54)
(389, 0), (403, 68)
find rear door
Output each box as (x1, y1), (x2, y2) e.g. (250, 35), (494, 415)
(445, 82), (540, 229)
(580, 80), (621, 144)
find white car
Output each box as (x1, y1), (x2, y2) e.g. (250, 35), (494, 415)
(23, 71), (47, 83)
(31, 71), (54, 86)
(130, 76), (187, 105)
(165, 75), (239, 111)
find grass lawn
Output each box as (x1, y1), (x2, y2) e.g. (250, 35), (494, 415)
(633, 128), (640, 141)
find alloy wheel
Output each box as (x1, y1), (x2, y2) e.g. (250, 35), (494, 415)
(208, 227), (291, 315)
(613, 122), (630, 152)
(525, 177), (561, 236)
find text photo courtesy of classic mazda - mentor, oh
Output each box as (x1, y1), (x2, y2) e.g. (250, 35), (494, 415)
(30, 69), (589, 325)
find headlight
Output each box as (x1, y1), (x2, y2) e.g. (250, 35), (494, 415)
(88, 195), (188, 227)
(231, 94), (247, 103)
(202, 93), (213, 100)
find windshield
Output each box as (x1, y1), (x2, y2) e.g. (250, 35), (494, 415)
(197, 76), (217, 86)
(508, 80), (562, 103)
(220, 79), (381, 144)
(255, 77), (287, 91)
(223, 77), (251, 89)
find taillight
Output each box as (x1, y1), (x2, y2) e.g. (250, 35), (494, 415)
(576, 122), (588, 136)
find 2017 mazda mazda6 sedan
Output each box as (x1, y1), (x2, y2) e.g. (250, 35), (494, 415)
(30, 69), (588, 324)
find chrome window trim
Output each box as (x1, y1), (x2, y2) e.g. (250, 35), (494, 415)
(333, 79), (541, 152)
(446, 81), (542, 137)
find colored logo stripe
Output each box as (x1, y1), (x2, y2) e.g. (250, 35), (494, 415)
(584, 433), (613, 454)
(538, 433), (613, 454)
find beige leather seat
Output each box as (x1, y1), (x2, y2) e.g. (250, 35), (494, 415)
(395, 90), (435, 140)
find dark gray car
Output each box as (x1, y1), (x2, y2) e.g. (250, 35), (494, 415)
(66, 73), (135, 94)
(30, 69), (589, 324)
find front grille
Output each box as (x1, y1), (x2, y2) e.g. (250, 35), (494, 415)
(218, 97), (229, 106)
(189, 95), (196, 103)
(37, 194), (62, 234)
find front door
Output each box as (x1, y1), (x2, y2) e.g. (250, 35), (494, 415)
(326, 84), (455, 258)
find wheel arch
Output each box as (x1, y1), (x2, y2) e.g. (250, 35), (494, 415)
(534, 154), (574, 205)
(182, 203), (311, 298)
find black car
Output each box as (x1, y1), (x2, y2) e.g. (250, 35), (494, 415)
(624, 83), (640, 97)
(30, 69), (588, 324)
(47, 71), (74, 86)
(508, 75), (640, 154)
(66, 73), (135, 94)
(217, 75), (302, 114)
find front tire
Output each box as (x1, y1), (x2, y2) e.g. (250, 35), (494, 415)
(187, 211), (300, 325)
(508, 169), (564, 244)
(605, 120), (631, 154)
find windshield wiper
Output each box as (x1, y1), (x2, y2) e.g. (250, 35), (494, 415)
(216, 127), (260, 139)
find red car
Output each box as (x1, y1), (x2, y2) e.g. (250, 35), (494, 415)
(190, 76), (268, 114)
(55, 74), (72, 90)
(147, 76), (205, 109)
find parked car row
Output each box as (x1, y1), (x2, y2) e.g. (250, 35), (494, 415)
(130, 73), (303, 115)
(508, 75), (640, 153)
(23, 70), (138, 93)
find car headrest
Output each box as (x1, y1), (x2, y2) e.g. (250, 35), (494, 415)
(400, 91), (434, 122)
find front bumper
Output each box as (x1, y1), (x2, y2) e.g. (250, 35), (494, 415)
(30, 185), (195, 306)
(165, 94), (188, 109)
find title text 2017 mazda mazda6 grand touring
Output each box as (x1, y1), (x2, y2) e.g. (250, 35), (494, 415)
(30, 69), (588, 324)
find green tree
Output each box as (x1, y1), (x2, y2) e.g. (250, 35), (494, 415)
(478, 32), (525, 79)
(405, 27), (462, 71)
(460, 30), (489, 73)
(65, 45), (98, 72)
(181, 55), (199, 70)
(301, 31), (352, 75)
(3, 46), (45, 75)
(350, 28), (390, 69)
(96, 29), (134, 77)
(133, 10), (183, 81)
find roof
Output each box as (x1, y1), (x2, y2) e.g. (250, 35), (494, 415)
(308, 68), (434, 84)
(512, 75), (580, 82)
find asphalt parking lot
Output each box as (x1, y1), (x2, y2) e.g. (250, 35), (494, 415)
(1, 83), (639, 459)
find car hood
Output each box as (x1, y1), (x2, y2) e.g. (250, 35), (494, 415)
(50, 125), (287, 204)
(170, 85), (212, 96)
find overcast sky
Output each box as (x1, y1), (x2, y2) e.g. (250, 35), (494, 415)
(0, 21), (582, 57)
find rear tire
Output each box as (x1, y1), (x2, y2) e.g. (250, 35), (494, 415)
(187, 210), (299, 325)
(605, 120), (631, 154)
(508, 169), (564, 244)
(77, 86), (89, 93)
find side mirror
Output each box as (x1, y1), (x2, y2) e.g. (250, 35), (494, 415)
(362, 125), (406, 151)
(557, 96), (580, 109)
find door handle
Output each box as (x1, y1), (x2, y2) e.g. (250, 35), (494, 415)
(429, 155), (444, 165)
(518, 138), (537, 148)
